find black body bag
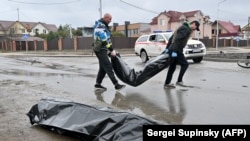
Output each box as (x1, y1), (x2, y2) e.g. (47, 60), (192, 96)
(27, 97), (159, 141)
(111, 53), (170, 87)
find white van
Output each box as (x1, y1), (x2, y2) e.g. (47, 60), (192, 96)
(134, 32), (206, 63)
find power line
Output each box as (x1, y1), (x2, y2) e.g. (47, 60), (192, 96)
(8, 0), (81, 5)
(112, 0), (154, 23)
(19, 10), (35, 22)
(119, 0), (159, 14)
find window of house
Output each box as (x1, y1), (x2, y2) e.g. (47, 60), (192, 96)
(127, 29), (139, 37)
(132, 29), (135, 35)
(159, 19), (165, 26)
(134, 29), (139, 35)
(212, 29), (222, 35)
(128, 29), (132, 37)
(43, 29), (47, 34)
(35, 28), (39, 33)
(21, 28), (25, 33)
(10, 28), (15, 34)
(127, 29), (139, 36)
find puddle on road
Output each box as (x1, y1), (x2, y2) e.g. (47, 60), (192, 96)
(94, 89), (187, 124)
(1, 58), (97, 78)
(0, 68), (96, 78)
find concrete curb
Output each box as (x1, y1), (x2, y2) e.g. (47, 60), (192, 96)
(203, 57), (239, 62)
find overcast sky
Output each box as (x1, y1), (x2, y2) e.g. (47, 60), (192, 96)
(1, 0), (249, 28)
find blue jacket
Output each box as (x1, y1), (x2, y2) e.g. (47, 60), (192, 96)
(93, 19), (113, 52)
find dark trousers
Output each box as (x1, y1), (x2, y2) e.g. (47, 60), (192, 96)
(165, 52), (189, 84)
(95, 49), (118, 85)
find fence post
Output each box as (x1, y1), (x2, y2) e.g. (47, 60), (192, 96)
(230, 37), (233, 47)
(34, 40), (37, 51)
(58, 37), (62, 51)
(4, 40), (7, 50)
(12, 40), (16, 51)
(25, 41), (28, 52)
(44, 39), (48, 51)
(73, 36), (78, 51)
(212, 37), (215, 47)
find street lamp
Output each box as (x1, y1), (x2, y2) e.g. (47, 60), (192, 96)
(69, 24), (73, 38)
(248, 16), (250, 47)
(216, 0), (226, 50)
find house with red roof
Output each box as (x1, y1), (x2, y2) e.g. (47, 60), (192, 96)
(211, 20), (241, 39)
(150, 10), (212, 39)
(149, 10), (243, 40)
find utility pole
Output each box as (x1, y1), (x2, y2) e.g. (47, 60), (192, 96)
(99, 0), (102, 18)
(69, 24), (73, 38)
(216, 0), (226, 50)
(248, 16), (250, 47)
(196, 12), (201, 40)
(17, 8), (19, 21)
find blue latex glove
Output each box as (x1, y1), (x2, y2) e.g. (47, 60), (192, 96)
(163, 48), (169, 54)
(171, 52), (177, 57)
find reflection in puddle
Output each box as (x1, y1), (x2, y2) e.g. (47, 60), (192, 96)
(94, 89), (187, 124)
(16, 58), (95, 73)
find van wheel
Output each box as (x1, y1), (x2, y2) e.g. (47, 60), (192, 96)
(193, 57), (203, 63)
(140, 50), (149, 63)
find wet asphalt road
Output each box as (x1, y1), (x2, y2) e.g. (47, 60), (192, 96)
(0, 55), (250, 125)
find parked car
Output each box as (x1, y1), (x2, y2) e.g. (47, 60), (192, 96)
(134, 32), (206, 63)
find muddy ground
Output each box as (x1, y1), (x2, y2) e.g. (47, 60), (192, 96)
(0, 79), (86, 141)
(0, 55), (108, 141)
